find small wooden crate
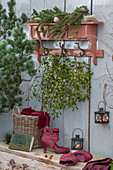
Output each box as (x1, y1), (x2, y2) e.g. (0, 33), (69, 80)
(13, 106), (42, 148)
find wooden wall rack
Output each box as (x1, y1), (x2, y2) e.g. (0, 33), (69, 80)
(24, 22), (104, 65)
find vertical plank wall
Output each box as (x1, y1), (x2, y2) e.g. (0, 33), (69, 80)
(0, 0), (113, 158)
(91, 1), (113, 157)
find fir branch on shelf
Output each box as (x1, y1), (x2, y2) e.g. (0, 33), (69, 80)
(29, 6), (89, 40)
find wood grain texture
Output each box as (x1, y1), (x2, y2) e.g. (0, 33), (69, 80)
(31, 0), (45, 13)
(66, 0), (91, 13)
(0, 142), (107, 170)
(16, 0), (31, 17)
(44, 0), (64, 11)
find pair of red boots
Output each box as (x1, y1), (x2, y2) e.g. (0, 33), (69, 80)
(41, 128), (93, 166)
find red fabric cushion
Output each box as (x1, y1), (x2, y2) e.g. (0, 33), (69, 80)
(21, 108), (50, 130)
(21, 107), (36, 115)
(31, 111), (50, 129)
(82, 157), (112, 170)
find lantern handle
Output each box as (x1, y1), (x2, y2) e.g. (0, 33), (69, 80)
(72, 128), (83, 138)
(98, 101), (106, 111)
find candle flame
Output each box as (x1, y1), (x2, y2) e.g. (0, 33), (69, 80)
(103, 114), (108, 122)
(75, 144), (80, 149)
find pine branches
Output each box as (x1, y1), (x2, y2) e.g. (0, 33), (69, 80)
(0, 0), (36, 113)
(30, 6), (89, 40)
(0, 0), (28, 41)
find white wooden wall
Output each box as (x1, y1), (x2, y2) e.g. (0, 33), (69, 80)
(1, 0), (113, 158)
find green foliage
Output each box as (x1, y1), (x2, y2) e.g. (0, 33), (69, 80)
(110, 161), (113, 170)
(0, 0), (28, 41)
(30, 55), (93, 119)
(30, 6), (89, 41)
(0, 0), (36, 113)
(3, 132), (12, 144)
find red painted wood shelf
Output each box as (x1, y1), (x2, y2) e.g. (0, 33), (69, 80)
(24, 21), (104, 65)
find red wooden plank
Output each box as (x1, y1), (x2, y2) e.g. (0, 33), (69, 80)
(24, 21), (104, 26)
(39, 48), (104, 57)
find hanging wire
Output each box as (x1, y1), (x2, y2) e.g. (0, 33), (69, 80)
(64, 0), (66, 12)
(91, 0), (93, 15)
(62, 0), (67, 147)
(30, 0), (31, 18)
(63, 0), (66, 50)
(88, 0), (93, 153)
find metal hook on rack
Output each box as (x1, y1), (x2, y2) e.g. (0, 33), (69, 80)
(73, 42), (85, 57)
(59, 42), (67, 55)
(79, 48), (85, 57)
(41, 41), (49, 55)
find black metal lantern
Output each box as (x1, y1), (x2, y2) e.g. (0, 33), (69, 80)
(95, 101), (109, 124)
(71, 128), (84, 150)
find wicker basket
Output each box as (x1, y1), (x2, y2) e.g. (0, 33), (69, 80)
(13, 106), (43, 148)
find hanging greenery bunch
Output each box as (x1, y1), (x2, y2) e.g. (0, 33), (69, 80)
(30, 55), (93, 119)
(29, 6), (89, 40)
(0, 0), (36, 113)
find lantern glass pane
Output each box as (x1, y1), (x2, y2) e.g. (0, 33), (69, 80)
(75, 141), (81, 149)
(103, 114), (109, 122)
(96, 114), (102, 122)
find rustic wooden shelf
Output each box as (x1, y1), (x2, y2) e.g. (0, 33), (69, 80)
(0, 142), (107, 170)
(24, 22), (104, 65)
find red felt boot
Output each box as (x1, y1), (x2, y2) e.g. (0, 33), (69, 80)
(41, 128), (70, 154)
